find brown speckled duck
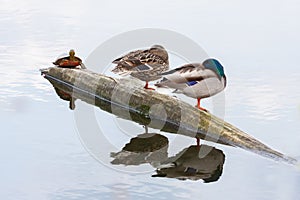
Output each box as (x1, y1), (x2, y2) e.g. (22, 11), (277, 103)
(111, 45), (169, 90)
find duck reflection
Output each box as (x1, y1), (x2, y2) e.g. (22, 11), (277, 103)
(111, 127), (169, 166)
(152, 145), (225, 183)
(111, 131), (225, 183)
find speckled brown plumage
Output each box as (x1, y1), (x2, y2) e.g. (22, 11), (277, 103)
(112, 45), (169, 85)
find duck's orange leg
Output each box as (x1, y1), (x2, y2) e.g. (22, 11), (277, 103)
(196, 98), (207, 112)
(144, 81), (155, 90)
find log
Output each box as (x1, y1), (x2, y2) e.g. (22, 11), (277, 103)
(41, 67), (297, 164)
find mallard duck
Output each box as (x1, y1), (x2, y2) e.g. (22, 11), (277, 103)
(155, 58), (226, 111)
(53, 49), (86, 69)
(111, 45), (169, 90)
(152, 145), (225, 183)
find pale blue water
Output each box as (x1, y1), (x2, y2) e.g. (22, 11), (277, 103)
(1, 0), (300, 199)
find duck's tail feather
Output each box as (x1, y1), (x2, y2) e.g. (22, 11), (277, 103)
(112, 57), (122, 64)
(154, 77), (169, 88)
(156, 162), (176, 169)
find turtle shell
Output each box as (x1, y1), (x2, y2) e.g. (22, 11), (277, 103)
(53, 55), (82, 68)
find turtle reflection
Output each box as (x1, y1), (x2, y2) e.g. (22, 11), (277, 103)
(54, 87), (76, 110)
(152, 145), (225, 183)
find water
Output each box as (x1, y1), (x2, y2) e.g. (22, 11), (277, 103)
(1, 0), (300, 199)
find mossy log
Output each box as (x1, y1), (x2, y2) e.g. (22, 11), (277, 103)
(41, 67), (296, 164)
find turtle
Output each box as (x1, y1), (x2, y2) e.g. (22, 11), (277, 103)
(53, 49), (86, 69)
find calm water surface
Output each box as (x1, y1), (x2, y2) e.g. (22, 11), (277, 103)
(1, 0), (300, 199)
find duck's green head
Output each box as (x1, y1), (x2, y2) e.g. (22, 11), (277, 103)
(203, 58), (225, 78)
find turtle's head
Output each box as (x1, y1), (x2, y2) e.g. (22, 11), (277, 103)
(69, 49), (75, 57)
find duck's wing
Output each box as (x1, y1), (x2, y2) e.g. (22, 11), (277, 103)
(135, 51), (167, 69)
(160, 63), (216, 83)
(111, 56), (154, 75)
(112, 50), (167, 75)
(112, 50), (144, 64)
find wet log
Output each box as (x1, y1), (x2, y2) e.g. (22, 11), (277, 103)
(41, 67), (297, 164)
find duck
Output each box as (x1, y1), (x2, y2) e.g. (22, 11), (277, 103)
(111, 45), (169, 90)
(53, 49), (86, 69)
(152, 145), (225, 182)
(155, 58), (227, 111)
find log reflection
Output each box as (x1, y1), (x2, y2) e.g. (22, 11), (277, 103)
(48, 74), (226, 182)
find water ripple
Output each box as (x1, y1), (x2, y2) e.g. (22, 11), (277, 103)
(226, 72), (300, 121)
